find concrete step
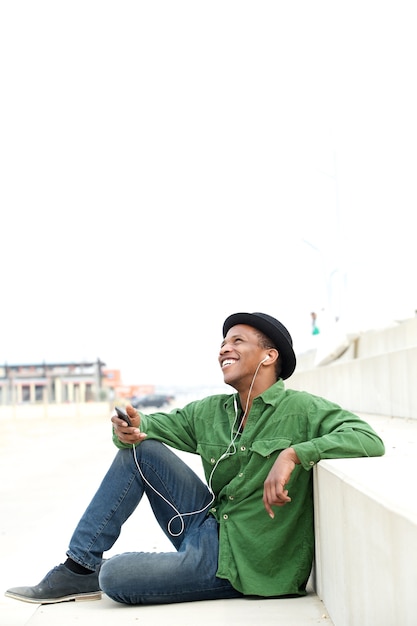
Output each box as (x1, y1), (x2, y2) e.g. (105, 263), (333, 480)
(17, 591), (333, 626)
(313, 414), (417, 626)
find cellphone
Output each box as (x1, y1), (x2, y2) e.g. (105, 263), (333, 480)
(115, 406), (132, 427)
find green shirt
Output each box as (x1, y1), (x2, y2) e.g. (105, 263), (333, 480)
(113, 380), (385, 597)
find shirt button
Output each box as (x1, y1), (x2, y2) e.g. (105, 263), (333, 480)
(210, 458), (216, 464)
(238, 473), (244, 478)
(309, 461), (315, 466)
(229, 495), (234, 500)
(240, 445), (246, 451)
(223, 514), (228, 520)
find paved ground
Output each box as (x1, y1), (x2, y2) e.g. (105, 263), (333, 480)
(0, 408), (187, 625)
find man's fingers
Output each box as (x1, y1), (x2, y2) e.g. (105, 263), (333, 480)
(263, 486), (292, 517)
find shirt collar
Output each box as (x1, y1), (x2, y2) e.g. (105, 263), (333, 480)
(223, 379), (285, 410)
(255, 379), (285, 406)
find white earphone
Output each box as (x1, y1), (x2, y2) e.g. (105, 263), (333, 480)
(132, 351), (272, 538)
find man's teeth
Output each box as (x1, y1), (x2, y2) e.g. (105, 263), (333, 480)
(222, 359), (235, 367)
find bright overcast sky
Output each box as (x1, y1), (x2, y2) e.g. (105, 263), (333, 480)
(1, 2), (416, 389)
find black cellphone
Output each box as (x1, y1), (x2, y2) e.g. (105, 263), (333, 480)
(115, 406), (132, 427)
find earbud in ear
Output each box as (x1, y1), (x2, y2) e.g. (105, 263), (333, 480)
(262, 355), (270, 363)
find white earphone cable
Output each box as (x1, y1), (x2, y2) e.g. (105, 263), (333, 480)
(132, 355), (267, 536)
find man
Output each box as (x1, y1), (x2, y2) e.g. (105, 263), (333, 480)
(5, 312), (384, 605)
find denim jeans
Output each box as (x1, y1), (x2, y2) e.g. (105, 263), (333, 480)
(67, 439), (242, 604)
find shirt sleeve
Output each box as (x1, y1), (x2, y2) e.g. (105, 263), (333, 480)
(112, 404), (199, 453)
(292, 399), (385, 470)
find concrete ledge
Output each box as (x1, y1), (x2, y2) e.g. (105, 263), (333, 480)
(356, 317), (417, 358)
(314, 452), (417, 626)
(289, 346), (417, 419)
(25, 592), (332, 626)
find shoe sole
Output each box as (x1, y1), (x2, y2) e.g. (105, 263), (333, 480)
(4, 590), (102, 604)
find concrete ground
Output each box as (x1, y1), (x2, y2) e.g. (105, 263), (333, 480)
(6, 406), (408, 625)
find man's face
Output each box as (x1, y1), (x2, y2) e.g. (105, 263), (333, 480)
(219, 324), (266, 388)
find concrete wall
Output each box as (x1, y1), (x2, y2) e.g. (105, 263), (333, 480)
(356, 317), (417, 357)
(288, 317), (417, 419)
(288, 319), (417, 623)
(314, 455), (417, 626)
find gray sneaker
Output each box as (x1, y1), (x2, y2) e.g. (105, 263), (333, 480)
(4, 563), (101, 604)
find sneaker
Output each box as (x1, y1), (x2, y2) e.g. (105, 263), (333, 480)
(4, 563), (102, 604)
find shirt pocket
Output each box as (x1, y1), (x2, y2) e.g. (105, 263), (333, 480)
(250, 438), (293, 459)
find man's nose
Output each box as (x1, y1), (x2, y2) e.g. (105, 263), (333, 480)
(219, 342), (231, 356)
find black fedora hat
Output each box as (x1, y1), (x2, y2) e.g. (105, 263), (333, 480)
(222, 312), (296, 380)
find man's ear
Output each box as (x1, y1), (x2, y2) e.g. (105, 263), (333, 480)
(263, 349), (278, 364)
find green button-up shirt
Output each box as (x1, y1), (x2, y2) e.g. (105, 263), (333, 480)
(113, 380), (384, 597)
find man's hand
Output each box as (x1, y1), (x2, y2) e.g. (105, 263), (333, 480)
(263, 447), (300, 518)
(111, 404), (147, 445)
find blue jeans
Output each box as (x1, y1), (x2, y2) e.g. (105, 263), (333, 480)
(67, 440), (242, 604)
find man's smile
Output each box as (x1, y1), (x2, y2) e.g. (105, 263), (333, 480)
(221, 358), (237, 369)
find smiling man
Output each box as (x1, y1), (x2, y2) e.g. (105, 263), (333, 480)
(5, 312), (385, 606)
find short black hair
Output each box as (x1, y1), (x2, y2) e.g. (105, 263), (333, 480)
(254, 329), (282, 380)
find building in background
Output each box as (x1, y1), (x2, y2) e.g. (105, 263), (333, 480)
(0, 360), (155, 406)
(0, 360), (107, 405)
(102, 368), (154, 402)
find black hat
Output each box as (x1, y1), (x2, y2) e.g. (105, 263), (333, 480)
(222, 312), (296, 380)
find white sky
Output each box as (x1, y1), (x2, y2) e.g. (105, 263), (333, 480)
(1, 2), (416, 389)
